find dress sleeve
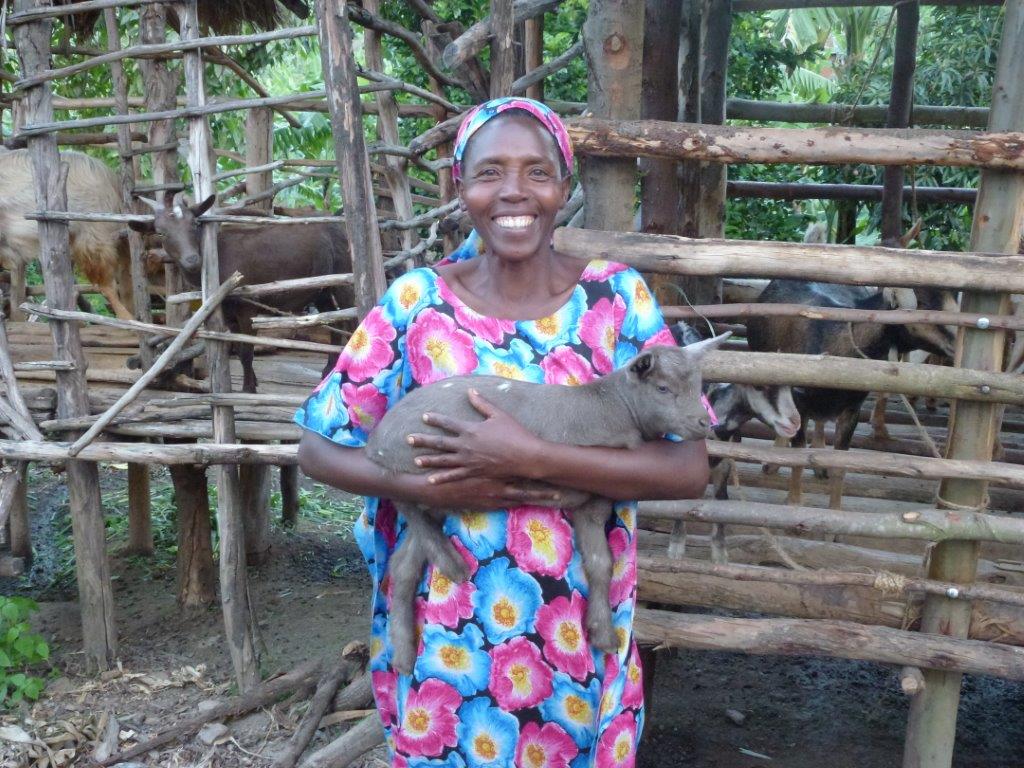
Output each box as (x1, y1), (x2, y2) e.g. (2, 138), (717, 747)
(294, 269), (436, 447)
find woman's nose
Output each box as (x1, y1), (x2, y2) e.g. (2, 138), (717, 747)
(499, 173), (527, 199)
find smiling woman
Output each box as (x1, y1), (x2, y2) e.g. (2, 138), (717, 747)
(294, 97), (711, 768)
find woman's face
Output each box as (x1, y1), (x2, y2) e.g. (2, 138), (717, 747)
(457, 114), (572, 263)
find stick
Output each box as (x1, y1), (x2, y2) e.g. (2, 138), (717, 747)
(0, 313), (44, 441)
(6, 0), (166, 25)
(298, 715), (385, 768)
(165, 272), (354, 305)
(95, 660), (322, 766)
(442, 0), (562, 69)
(67, 272), (243, 456)
(251, 307), (358, 331)
(0, 463), (25, 531)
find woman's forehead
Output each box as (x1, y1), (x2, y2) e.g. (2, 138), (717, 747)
(462, 113), (562, 165)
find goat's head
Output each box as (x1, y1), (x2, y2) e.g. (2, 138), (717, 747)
(884, 287), (958, 359)
(617, 332), (731, 441)
(709, 383), (801, 439)
(129, 192), (216, 279)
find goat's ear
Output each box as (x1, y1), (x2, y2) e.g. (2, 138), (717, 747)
(129, 219), (156, 234)
(883, 287), (917, 310)
(629, 350), (656, 380)
(192, 194), (216, 218)
(680, 331), (732, 363)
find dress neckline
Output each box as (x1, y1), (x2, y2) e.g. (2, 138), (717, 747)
(428, 261), (597, 323)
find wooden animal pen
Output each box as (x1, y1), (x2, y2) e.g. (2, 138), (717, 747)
(1, 0), (1023, 766)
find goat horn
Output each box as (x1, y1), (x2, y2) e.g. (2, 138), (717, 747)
(137, 196), (162, 212)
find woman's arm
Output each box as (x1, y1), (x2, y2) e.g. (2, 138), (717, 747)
(296, 430), (564, 509)
(407, 391), (711, 501)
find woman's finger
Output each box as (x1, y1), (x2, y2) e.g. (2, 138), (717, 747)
(426, 467), (475, 484)
(406, 433), (458, 452)
(467, 388), (499, 418)
(413, 453), (464, 469)
(421, 411), (466, 434)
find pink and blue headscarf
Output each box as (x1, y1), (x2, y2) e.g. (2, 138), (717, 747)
(451, 96), (574, 184)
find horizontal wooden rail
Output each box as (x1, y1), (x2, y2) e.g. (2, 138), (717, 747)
(639, 499), (1024, 544)
(732, 0), (1002, 10)
(25, 211), (344, 225)
(725, 98), (989, 129)
(553, 228), (1024, 292)
(0, 439), (298, 465)
(664, 302), (1024, 331)
(567, 117), (1024, 169)
(166, 272), (355, 305)
(6, 0), (165, 25)
(727, 180), (976, 204)
(633, 610), (1024, 682)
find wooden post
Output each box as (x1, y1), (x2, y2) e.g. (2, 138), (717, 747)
(316, 0), (387, 317)
(7, 464), (31, 562)
(640, 0), (682, 304)
(490, 0), (516, 97)
(13, 0), (117, 670)
(524, 16), (544, 101)
(678, 0), (701, 236)
(696, 0), (729, 292)
(176, 0), (260, 691)
(581, 0), (646, 232)
(881, 1), (919, 245)
(139, 2), (216, 606)
(126, 462), (153, 555)
(903, 2), (1024, 766)
(244, 107), (274, 212)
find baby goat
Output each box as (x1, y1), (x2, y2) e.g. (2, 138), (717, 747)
(366, 335), (729, 674)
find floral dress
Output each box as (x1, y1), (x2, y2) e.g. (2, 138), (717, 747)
(295, 259), (677, 768)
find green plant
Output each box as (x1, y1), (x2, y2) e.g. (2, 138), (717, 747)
(0, 597), (49, 706)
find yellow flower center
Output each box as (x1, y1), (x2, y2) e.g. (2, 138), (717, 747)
(492, 598), (517, 628)
(493, 362), (522, 380)
(426, 337), (452, 368)
(509, 663), (531, 694)
(628, 660), (641, 684)
(399, 283), (420, 309)
(406, 708), (429, 734)
(615, 735), (632, 762)
(634, 282), (650, 305)
(525, 743), (547, 768)
(439, 645), (468, 670)
(474, 734), (497, 760)
(463, 511), (487, 530)
(566, 695), (590, 722)
(527, 519), (551, 546)
(349, 327), (367, 354)
(430, 570), (452, 597)
(604, 325), (616, 350)
(566, 374), (581, 386)
(557, 621), (580, 651)
(535, 315), (558, 335)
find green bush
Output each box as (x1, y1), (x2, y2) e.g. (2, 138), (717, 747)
(0, 597), (49, 706)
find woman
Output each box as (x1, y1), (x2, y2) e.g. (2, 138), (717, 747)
(296, 97), (710, 768)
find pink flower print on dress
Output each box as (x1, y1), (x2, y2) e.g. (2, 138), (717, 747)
(335, 306), (396, 383)
(595, 711), (638, 768)
(579, 295), (628, 374)
(341, 382), (388, 434)
(641, 325), (676, 349)
(607, 527), (637, 607)
(393, 678), (462, 757)
(514, 722), (579, 768)
(540, 346), (595, 386)
(437, 276), (516, 344)
(488, 636), (553, 711)
(620, 645), (644, 709)
(535, 591), (595, 682)
(372, 669), (399, 727)
(423, 539), (478, 628)
(507, 507), (573, 578)
(407, 308), (479, 385)
(580, 260), (629, 281)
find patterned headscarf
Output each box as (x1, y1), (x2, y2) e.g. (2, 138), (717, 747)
(451, 96), (574, 184)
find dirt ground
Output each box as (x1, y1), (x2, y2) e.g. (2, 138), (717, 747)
(1, 466), (1022, 768)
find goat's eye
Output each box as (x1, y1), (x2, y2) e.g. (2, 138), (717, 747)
(657, 385), (670, 394)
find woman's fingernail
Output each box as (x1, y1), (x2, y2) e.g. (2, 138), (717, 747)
(422, 413), (430, 423)
(415, 458), (423, 467)
(406, 436), (415, 445)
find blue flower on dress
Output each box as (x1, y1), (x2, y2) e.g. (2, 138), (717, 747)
(374, 356), (407, 406)
(474, 337), (545, 383)
(564, 546), (589, 598)
(540, 672), (601, 748)
(369, 612), (390, 672)
(472, 557), (542, 644)
(613, 339), (639, 371)
(456, 696), (519, 768)
(516, 285), (587, 353)
(381, 268), (439, 328)
(453, 510), (507, 559)
(406, 752), (468, 768)
(295, 374), (355, 445)
(416, 623), (491, 696)
(612, 269), (663, 341)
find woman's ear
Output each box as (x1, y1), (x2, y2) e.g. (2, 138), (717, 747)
(559, 175), (572, 206)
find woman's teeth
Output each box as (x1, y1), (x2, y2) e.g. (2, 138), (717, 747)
(495, 216), (535, 229)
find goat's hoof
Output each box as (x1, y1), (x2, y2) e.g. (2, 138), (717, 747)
(391, 647), (415, 676)
(587, 621), (618, 655)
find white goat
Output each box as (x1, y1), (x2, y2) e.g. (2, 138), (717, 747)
(0, 149), (134, 320)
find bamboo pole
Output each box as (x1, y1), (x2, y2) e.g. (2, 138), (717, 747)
(177, 0), (259, 692)
(317, 0), (387, 318)
(725, 98), (989, 129)
(633, 609), (1024, 682)
(566, 117), (1024, 169)
(904, 3), (1024, 764)
(13, 0), (117, 671)
(551, 228), (1024, 292)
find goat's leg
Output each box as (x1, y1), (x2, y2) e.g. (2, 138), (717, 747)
(396, 504), (468, 583)
(9, 262), (26, 321)
(785, 425), (807, 506)
(387, 532), (427, 675)
(828, 407), (861, 511)
(870, 394), (891, 443)
(763, 434), (786, 475)
(572, 499), (618, 654)
(96, 282), (135, 321)
(239, 341), (258, 394)
(811, 419), (829, 479)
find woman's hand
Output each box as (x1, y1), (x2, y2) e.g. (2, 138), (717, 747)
(406, 389), (547, 484)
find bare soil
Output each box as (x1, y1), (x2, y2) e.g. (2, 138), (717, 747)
(2, 466), (1022, 767)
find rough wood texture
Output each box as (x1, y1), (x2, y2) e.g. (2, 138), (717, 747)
(14, 0), (117, 671)
(490, 0), (516, 97)
(697, 0), (730, 244)
(552, 228), (1024, 293)
(6, 467), (31, 562)
(905, 3), (1024, 764)
(169, 462), (215, 607)
(442, 0), (561, 69)
(281, 464), (300, 527)
(177, 0), (259, 693)
(726, 98), (989, 129)
(240, 463), (271, 565)
(523, 15), (544, 100)
(881, 2), (919, 245)
(581, 0), (646, 232)
(317, 0), (386, 318)
(299, 715), (385, 768)
(126, 462), (153, 555)
(726, 180), (976, 203)
(0, 439), (298, 464)
(634, 609), (1024, 681)
(244, 108), (274, 211)
(567, 117), (1024, 169)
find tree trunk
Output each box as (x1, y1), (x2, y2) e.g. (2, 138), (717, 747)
(170, 464), (216, 608)
(240, 464), (272, 566)
(244, 107), (274, 212)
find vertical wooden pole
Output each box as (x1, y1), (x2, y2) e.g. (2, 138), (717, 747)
(176, 0), (260, 691)
(697, 0), (729, 243)
(170, 464), (215, 607)
(902, 3), (1024, 766)
(7, 465), (31, 562)
(524, 16), (544, 101)
(13, 0), (116, 671)
(881, 1), (919, 245)
(280, 464), (300, 528)
(244, 107), (274, 212)
(581, 0), (646, 233)
(490, 0), (516, 97)
(678, 0), (701, 240)
(316, 0), (387, 317)
(126, 462), (153, 555)
(640, 0), (682, 304)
